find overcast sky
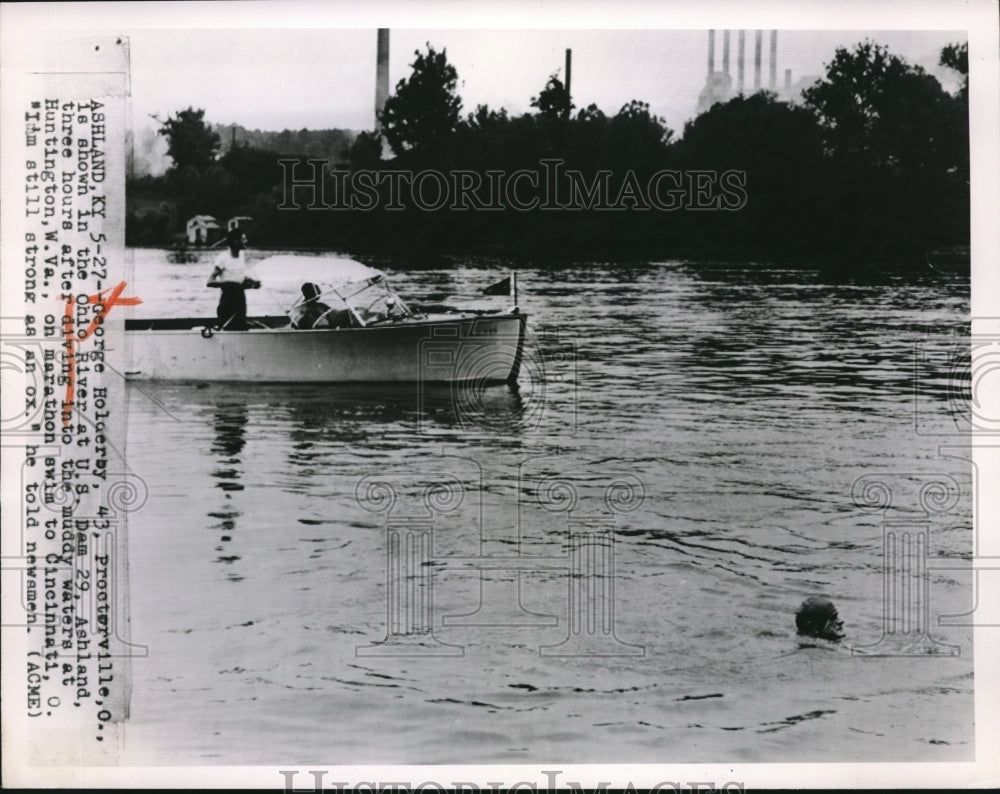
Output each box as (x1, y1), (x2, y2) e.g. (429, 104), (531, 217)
(2, 2), (970, 136)
(122, 27), (963, 135)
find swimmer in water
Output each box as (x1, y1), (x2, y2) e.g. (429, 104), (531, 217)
(795, 596), (845, 642)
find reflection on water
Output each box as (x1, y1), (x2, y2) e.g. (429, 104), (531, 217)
(209, 402), (248, 574)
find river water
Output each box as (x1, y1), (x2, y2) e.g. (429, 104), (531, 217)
(121, 247), (974, 765)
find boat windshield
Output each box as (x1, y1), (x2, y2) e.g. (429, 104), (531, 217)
(334, 275), (412, 325)
(253, 255), (414, 327)
(302, 275), (413, 326)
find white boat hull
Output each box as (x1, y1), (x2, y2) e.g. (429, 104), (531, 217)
(125, 313), (526, 383)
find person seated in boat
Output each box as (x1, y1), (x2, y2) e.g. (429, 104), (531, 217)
(289, 282), (352, 329)
(384, 296), (404, 320)
(207, 228), (260, 331)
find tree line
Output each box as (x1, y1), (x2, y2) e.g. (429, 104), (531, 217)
(127, 39), (969, 265)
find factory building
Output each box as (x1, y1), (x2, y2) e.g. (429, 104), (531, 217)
(698, 29), (803, 114)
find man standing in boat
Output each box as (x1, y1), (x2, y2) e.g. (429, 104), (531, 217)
(207, 227), (260, 330)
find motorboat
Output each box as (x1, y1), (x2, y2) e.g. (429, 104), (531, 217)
(124, 255), (525, 383)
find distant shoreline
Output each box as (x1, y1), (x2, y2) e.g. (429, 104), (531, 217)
(134, 242), (971, 276)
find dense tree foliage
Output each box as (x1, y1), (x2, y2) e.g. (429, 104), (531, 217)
(379, 45), (462, 165)
(802, 41), (969, 255)
(804, 41), (958, 171)
(531, 74), (573, 120)
(678, 92), (828, 249)
(215, 124), (355, 164)
(128, 39), (970, 265)
(156, 107), (220, 172)
(939, 42), (968, 99)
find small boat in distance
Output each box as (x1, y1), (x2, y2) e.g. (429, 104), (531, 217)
(125, 255), (526, 384)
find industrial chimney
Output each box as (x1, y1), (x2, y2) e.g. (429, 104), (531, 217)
(565, 48), (572, 119)
(722, 30), (730, 77)
(753, 30), (762, 92)
(769, 30), (777, 91)
(707, 29), (715, 77)
(375, 28), (390, 131)
(737, 30), (745, 94)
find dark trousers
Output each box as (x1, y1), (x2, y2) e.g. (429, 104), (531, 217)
(217, 285), (247, 330)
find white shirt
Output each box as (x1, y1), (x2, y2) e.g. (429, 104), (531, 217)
(209, 250), (252, 284)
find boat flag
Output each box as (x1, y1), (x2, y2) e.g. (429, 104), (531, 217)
(483, 275), (512, 296)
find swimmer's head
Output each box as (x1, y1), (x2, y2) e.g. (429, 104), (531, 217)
(795, 596), (844, 642)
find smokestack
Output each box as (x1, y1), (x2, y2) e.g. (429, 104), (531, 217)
(565, 48), (572, 119)
(769, 30), (777, 90)
(753, 30), (762, 91)
(722, 30), (730, 77)
(784, 68), (792, 99)
(707, 29), (715, 77)
(375, 28), (390, 131)
(737, 30), (745, 94)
